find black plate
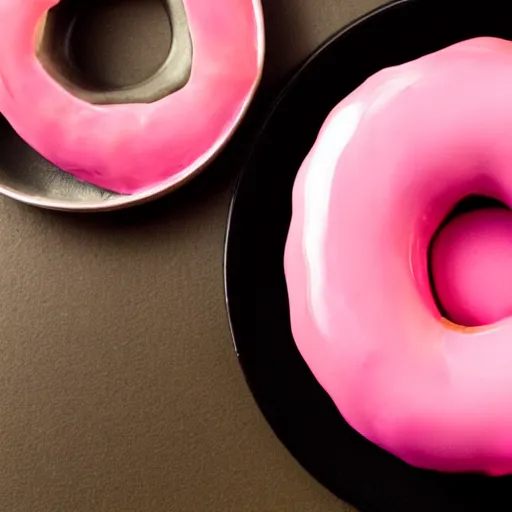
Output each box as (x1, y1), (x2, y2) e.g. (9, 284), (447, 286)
(224, 1), (512, 510)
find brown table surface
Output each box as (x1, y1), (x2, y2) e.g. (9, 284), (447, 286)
(0, 1), (384, 510)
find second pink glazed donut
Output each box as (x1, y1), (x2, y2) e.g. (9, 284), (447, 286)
(0, 0), (263, 194)
(284, 37), (512, 476)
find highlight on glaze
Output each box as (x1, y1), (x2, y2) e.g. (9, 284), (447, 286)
(0, 0), (264, 194)
(284, 37), (512, 476)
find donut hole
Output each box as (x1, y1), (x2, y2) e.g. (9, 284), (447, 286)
(428, 195), (511, 326)
(37, 0), (193, 104)
(437, 195), (508, 230)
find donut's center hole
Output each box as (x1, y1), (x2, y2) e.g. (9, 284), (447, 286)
(40, 0), (172, 90)
(429, 195), (512, 327)
(37, 0), (193, 104)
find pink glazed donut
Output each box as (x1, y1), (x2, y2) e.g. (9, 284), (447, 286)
(0, 0), (263, 194)
(284, 37), (512, 476)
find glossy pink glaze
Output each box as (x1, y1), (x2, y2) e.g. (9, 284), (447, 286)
(0, 0), (263, 194)
(284, 37), (512, 475)
(432, 208), (512, 327)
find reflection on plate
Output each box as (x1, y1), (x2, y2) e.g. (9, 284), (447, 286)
(225, 0), (512, 510)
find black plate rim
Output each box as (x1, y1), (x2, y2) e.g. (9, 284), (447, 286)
(223, 0), (424, 509)
(223, 0), (414, 503)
